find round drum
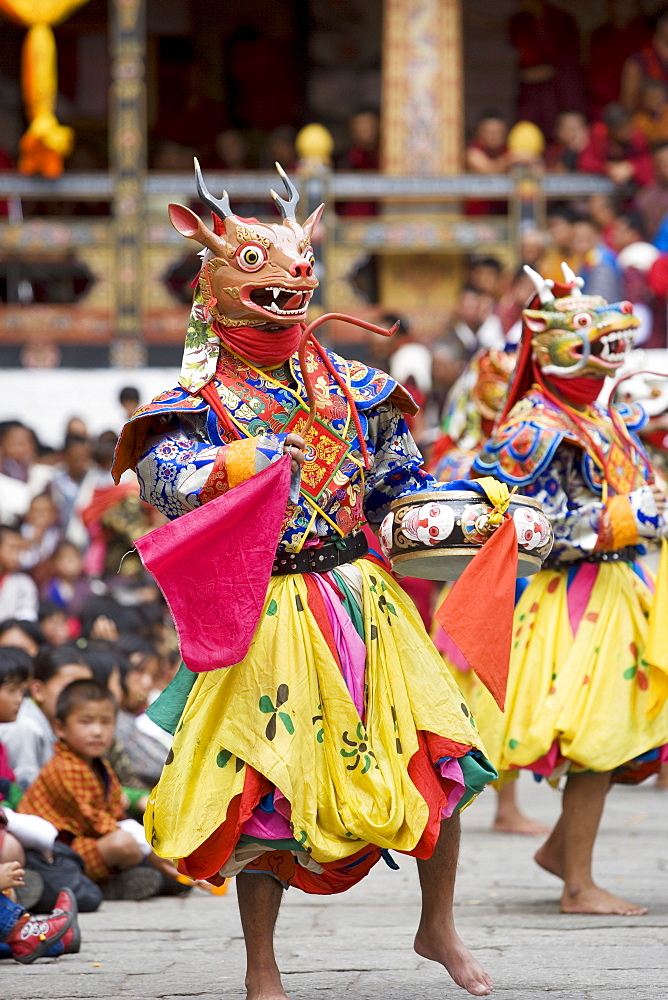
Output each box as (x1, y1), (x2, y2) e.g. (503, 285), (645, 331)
(379, 490), (553, 581)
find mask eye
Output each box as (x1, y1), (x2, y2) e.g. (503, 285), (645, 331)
(237, 243), (267, 271)
(573, 312), (592, 328)
(305, 246), (316, 267)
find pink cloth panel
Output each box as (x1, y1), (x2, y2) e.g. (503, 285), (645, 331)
(316, 573), (367, 716)
(438, 757), (466, 817)
(135, 456), (291, 672)
(432, 623), (471, 671)
(567, 562), (599, 637)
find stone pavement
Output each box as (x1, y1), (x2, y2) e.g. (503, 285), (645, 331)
(4, 778), (667, 1000)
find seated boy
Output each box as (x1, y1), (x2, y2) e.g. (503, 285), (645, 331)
(0, 862), (79, 963)
(17, 679), (181, 900)
(0, 645), (92, 788)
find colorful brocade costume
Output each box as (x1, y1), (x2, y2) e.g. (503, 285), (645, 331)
(113, 339), (497, 893)
(469, 272), (668, 783)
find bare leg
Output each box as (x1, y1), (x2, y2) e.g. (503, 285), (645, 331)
(414, 815), (493, 996)
(237, 871), (290, 1000)
(97, 830), (144, 871)
(656, 763), (668, 789)
(534, 812), (564, 879)
(537, 771), (646, 914)
(492, 780), (551, 836)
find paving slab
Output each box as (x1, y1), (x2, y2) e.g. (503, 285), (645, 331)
(2, 778), (666, 1000)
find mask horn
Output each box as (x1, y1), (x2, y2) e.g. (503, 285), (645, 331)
(561, 261), (584, 294)
(523, 265), (555, 305)
(270, 162), (299, 219)
(194, 157), (232, 222)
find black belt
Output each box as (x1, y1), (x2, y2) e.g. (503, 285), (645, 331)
(272, 532), (368, 575)
(546, 545), (640, 570)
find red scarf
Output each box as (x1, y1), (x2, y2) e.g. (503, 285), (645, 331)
(543, 372), (604, 406)
(213, 321), (302, 367)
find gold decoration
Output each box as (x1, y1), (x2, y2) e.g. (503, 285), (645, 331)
(236, 226), (271, 248)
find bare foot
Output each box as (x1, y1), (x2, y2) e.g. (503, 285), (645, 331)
(246, 990), (291, 1000)
(415, 927), (493, 996)
(560, 885), (648, 915)
(245, 971), (292, 1000)
(656, 764), (668, 789)
(493, 809), (551, 836)
(534, 844), (563, 880)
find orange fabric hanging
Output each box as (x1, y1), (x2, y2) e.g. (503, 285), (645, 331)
(0, 1), (91, 177)
(434, 516), (519, 710)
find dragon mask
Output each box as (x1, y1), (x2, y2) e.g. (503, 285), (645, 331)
(169, 160), (324, 330)
(499, 264), (640, 422)
(522, 264), (639, 379)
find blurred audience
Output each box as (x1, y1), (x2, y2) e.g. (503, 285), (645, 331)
(635, 142), (668, 241)
(572, 213), (623, 302)
(588, 4), (650, 120)
(632, 79), (668, 147)
(0, 645), (91, 789)
(337, 110), (380, 217)
(545, 110), (590, 173)
(621, 7), (668, 113)
(579, 102), (654, 189)
(0, 528), (38, 623)
(508, 0), (585, 139)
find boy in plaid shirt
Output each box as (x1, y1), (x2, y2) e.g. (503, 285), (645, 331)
(18, 679), (178, 899)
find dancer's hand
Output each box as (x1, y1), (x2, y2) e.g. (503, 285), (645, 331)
(651, 483), (667, 515)
(284, 434), (306, 474)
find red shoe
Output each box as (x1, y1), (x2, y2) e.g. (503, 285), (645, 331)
(44, 890), (81, 957)
(8, 888), (78, 964)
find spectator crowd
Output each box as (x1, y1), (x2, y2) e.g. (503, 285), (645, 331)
(0, 387), (199, 964)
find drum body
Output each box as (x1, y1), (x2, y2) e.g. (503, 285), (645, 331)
(379, 490), (553, 581)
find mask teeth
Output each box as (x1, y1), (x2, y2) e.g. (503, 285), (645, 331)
(561, 262), (584, 294)
(523, 265), (555, 304)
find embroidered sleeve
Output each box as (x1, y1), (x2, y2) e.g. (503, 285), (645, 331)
(135, 412), (288, 520)
(520, 447), (662, 561)
(363, 402), (448, 524)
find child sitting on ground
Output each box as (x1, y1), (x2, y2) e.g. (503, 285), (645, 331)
(18, 679), (183, 900)
(0, 863), (79, 963)
(0, 645), (92, 788)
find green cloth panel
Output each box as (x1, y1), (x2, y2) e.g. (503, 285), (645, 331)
(146, 662), (197, 736)
(457, 753), (498, 812)
(238, 833), (305, 852)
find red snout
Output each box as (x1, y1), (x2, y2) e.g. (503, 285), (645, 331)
(620, 301), (634, 314)
(290, 258), (313, 278)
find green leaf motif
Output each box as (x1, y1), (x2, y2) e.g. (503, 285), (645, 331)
(623, 665), (637, 680)
(259, 695), (276, 714)
(266, 599), (278, 616)
(508, 738), (519, 749)
(385, 602), (397, 616)
(216, 749), (232, 768)
(278, 712), (294, 734)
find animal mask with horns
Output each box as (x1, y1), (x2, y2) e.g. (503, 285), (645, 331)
(168, 160), (324, 329)
(522, 263), (639, 379)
